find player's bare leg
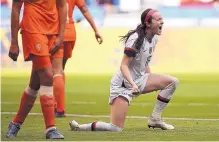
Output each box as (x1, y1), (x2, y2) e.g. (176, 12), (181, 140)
(63, 58), (68, 70)
(110, 96), (128, 129)
(69, 97), (125, 132)
(52, 58), (65, 117)
(142, 73), (179, 130)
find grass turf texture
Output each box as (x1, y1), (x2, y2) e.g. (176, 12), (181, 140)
(1, 74), (219, 141)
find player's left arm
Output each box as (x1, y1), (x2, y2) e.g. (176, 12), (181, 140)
(78, 1), (103, 44)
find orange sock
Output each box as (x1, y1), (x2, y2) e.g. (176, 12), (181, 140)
(53, 75), (65, 113)
(13, 90), (37, 125)
(40, 95), (56, 129)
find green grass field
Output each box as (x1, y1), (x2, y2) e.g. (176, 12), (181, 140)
(1, 73), (219, 141)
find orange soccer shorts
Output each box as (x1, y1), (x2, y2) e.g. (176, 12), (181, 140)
(63, 41), (75, 59)
(63, 23), (76, 59)
(21, 30), (64, 61)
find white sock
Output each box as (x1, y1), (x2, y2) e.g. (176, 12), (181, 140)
(151, 100), (166, 119)
(79, 121), (122, 132)
(152, 79), (179, 119)
(78, 123), (92, 131)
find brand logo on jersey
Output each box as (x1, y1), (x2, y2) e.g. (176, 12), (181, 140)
(35, 44), (41, 51)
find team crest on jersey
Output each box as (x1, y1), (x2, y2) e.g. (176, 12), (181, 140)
(35, 44), (41, 51)
(149, 47), (153, 54)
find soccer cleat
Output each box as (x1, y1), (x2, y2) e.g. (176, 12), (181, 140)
(69, 120), (80, 131)
(55, 108), (66, 118)
(6, 122), (21, 138)
(148, 116), (174, 130)
(46, 128), (64, 139)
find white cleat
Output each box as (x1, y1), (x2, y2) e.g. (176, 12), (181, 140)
(69, 120), (80, 131)
(148, 116), (174, 130)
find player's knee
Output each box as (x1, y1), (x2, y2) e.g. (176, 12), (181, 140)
(25, 86), (39, 97)
(29, 76), (40, 90)
(29, 82), (40, 91)
(166, 77), (179, 90)
(40, 68), (53, 86)
(62, 59), (68, 70)
(173, 77), (179, 88)
(170, 77), (179, 89)
(32, 56), (53, 86)
(43, 72), (53, 86)
(52, 67), (64, 76)
(52, 58), (64, 74)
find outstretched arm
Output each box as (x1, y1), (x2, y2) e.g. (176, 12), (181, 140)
(79, 6), (103, 44)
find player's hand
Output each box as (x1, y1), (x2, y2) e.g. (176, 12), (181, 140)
(8, 43), (19, 61)
(132, 83), (140, 96)
(50, 36), (63, 55)
(95, 32), (103, 44)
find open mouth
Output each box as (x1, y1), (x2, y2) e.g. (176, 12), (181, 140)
(159, 25), (162, 30)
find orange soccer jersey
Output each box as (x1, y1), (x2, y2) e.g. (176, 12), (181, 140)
(64, 0), (86, 41)
(21, 0), (59, 35)
(20, 0), (59, 34)
(19, 0), (63, 60)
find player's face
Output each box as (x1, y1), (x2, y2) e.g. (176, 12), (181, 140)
(150, 12), (164, 35)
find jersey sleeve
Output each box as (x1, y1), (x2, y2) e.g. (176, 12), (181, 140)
(76, 0), (86, 8)
(124, 33), (138, 57)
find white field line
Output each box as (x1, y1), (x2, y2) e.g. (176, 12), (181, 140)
(1, 101), (219, 107)
(72, 101), (96, 105)
(1, 112), (219, 121)
(1, 101), (40, 104)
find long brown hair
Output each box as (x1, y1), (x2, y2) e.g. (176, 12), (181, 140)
(120, 9), (153, 50)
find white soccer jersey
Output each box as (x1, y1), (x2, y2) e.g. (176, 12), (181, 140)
(111, 32), (158, 90)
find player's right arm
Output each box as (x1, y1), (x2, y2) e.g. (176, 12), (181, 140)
(9, 0), (23, 61)
(120, 54), (139, 95)
(120, 54), (135, 86)
(120, 33), (139, 95)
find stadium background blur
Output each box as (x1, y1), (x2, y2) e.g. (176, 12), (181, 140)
(1, 0), (219, 141)
(1, 0), (219, 74)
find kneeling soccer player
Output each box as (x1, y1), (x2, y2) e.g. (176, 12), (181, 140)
(69, 8), (179, 132)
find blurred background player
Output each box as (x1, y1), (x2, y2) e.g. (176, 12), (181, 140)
(6, 0), (67, 139)
(69, 8), (179, 132)
(54, 0), (103, 117)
